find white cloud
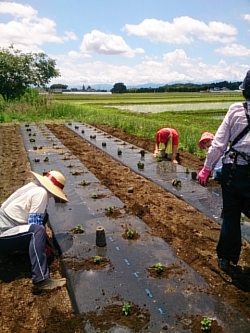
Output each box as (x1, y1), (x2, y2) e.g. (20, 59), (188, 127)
(80, 30), (144, 57)
(215, 44), (250, 57)
(0, 1), (37, 17)
(0, 2), (77, 52)
(242, 14), (250, 23)
(52, 48), (247, 87)
(123, 16), (237, 44)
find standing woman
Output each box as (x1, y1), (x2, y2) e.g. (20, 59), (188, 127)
(198, 70), (250, 271)
(153, 127), (179, 163)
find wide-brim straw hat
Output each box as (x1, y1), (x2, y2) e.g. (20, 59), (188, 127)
(31, 170), (68, 202)
(198, 132), (214, 149)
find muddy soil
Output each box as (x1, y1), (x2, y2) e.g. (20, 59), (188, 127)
(0, 123), (250, 333)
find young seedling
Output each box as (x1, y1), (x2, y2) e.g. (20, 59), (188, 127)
(156, 154), (162, 162)
(92, 193), (98, 199)
(155, 262), (163, 274)
(72, 170), (79, 176)
(172, 179), (182, 187)
(117, 148), (122, 155)
(33, 158), (40, 163)
(201, 317), (212, 332)
(43, 156), (49, 162)
(93, 255), (102, 264)
(127, 229), (134, 239)
(185, 167), (190, 174)
(75, 224), (84, 234)
(80, 179), (88, 186)
(122, 302), (131, 316)
(137, 161), (144, 169)
(107, 206), (114, 214)
(102, 142), (107, 147)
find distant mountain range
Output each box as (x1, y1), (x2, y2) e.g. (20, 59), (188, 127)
(70, 83), (167, 91)
(69, 79), (241, 91)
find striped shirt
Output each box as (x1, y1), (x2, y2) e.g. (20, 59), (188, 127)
(204, 101), (250, 171)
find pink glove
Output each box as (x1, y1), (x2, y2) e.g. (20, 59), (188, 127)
(198, 167), (211, 186)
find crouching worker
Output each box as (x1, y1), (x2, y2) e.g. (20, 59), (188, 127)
(0, 170), (68, 292)
(153, 127), (179, 164)
(198, 132), (222, 181)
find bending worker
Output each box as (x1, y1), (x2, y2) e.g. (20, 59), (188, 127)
(198, 131), (222, 181)
(0, 170), (68, 292)
(153, 127), (179, 164)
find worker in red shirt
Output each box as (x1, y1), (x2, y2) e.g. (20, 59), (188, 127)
(153, 128), (179, 164)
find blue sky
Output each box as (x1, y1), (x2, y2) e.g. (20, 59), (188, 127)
(0, 0), (250, 88)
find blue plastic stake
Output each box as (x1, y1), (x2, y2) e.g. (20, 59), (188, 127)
(145, 288), (153, 298)
(124, 259), (130, 265)
(158, 307), (164, 315)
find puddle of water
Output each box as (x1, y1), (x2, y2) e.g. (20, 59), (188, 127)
(109, 102), (232, 113)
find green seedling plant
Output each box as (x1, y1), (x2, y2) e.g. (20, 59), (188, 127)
(172, 179), (182, 187)
(127, 229), (134, 239)
(72, 170), (79, 175)
(185, 167), (190, 174)
(93, 255), (102, 264)
(43, 156), (49, 162)
(137, 161), (144, 169)
(122, 302), (131, 316)
(80, 179), (88, 186)
(156, 154), (162, 162)
(201, 317), (212, 332)
(92, 193), (98, 199)
(155, 262), (163, 274)
(107, 206), (114, 214)
(75, 224), (84, 234)
(117, 148), (122, 155)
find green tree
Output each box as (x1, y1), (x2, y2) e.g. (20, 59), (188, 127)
(50, 84), (68, 90)
(111, 82), (127, 93)
(0, 45), (60, 101)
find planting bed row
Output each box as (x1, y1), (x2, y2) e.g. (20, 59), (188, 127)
(20, 123), (250, 333)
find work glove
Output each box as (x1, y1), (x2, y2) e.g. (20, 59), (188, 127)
(198, 167), (211, 186)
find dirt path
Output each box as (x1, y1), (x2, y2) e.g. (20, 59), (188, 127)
(0, 123), (250, 333)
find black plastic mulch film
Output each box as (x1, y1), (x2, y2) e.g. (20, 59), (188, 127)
(20, 123), (250, 333)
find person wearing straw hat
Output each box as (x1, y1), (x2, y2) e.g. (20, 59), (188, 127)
(153, 127), (179, 163)
(198, 131), (222, 181)
(0, 170), (68, 292)
(198, 69), (250, 272)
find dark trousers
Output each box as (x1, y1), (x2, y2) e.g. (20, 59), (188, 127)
(217, 164), (250, 264)
(0, 225), (49, 283)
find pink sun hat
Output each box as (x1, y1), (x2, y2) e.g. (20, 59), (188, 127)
(198, 132), (214, 149)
